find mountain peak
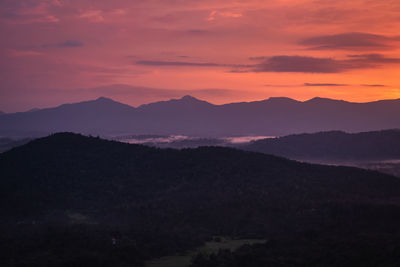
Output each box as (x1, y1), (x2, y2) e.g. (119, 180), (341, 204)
(95, 96), (114, 102)
(176, 95), (213, 106)
(305, 97), (346, 103)
(54, 97), (136, 115)
(180, 95), (200, 101)
(265, 97), (299, 103)
(137, 94), (212, 111)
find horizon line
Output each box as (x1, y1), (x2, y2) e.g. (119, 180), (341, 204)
(3, 94), (400, 115)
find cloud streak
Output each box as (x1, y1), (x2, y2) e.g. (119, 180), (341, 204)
(252, 54), (400, 73)
(0, 0), (61, 24)
(300, 32), (400, 51)
(361, 84), (387, 87)
(136, 60), (221, 67)
(136, 60), (250, 69)
(78, 10), (104, 22)
(252, 56), (344, 73)
(137, 54), (400, 73)
(304, 83), (348, 87)
(41, 40), (84, 48)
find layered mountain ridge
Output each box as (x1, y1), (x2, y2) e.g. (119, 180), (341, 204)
(1, 95), (400, 137)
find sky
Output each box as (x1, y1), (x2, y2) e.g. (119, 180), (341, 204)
(1, 0), (400, 112)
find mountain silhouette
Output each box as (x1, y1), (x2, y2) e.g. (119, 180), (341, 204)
(2, 132), (400, 219)
(2, 133), (400, 266)
(241, 129), (400, 161)
(1, 96), (400, 137)
(0, 97), (136, 137)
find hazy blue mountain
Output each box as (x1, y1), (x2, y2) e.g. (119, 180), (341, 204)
(0, 97), (137, 137)
(241, 129), (400, 161)
(2, 96), (400, 137)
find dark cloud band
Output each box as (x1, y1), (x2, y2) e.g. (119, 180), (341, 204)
(136, 53), (400, 74)
(300, 32), (400, 51)
(304, 83), (348, 87)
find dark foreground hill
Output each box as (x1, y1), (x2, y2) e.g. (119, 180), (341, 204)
(2, 133), (400, 266)
(241, 129), (400, 161)
(2, 95), (400, 137)
(0, 137), (31, 153)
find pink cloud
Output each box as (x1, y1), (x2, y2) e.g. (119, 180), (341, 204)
(2, 1), (60, 24)
(37, 15), (59, 22)
(206, 10), (242, 21)
(219, 11), (242, 18)
(206, 10), (217, 21)
(9, 50), (43, 57)
(78, 9), (104, 22)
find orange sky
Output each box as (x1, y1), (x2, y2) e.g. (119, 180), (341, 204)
(1, 0), (400, 112)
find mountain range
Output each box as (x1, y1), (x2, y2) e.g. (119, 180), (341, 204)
(111, 129), (400, 177)
(241, 129), (400, 161)
(1, 96), (400, 137)
(2, 133), (400, 266)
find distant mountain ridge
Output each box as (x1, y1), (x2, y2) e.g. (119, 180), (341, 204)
(1, 96), (400, 137)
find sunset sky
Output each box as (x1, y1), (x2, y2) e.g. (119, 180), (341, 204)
(1, 0), (400, 112)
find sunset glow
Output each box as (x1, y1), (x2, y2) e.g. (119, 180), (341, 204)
(1, 0), (400, 112)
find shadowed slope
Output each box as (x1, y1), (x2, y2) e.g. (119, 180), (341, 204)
(1, 132), (400, 221)
(2, 133), (400, 266)
(241, 129), (400, 161)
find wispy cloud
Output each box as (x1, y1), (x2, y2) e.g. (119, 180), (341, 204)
(136, 53), (400, 73)
(361, 84), (387, 87)
(1, 0), (61, 24)
(346, 53), (400, 65)
(78, 10), (104, 22)
(252, 56), (344, 73)
(41, 40), (85, 48)
(136, 60), (250, 69)
(9, 50), (43, 57)
(304, 83), (348, 87)
(207, 10), (242, 21)
(250, 54), (400, 73)
(136, 60), (221, 67)
(300, 32), (400, 51)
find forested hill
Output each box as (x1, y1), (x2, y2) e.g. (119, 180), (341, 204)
(2, 133), (400, 266)
(2, 132), (400, 219)
(241, 129), (400, 161)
